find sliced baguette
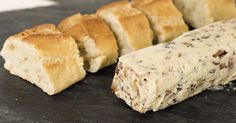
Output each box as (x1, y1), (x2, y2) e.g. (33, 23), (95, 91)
(173, 0), (236, 28)
(132, 0), (189, 43)
(0, 24), (86, 95)
(96, 0), (153, 56)
(58, 13), (118, 73)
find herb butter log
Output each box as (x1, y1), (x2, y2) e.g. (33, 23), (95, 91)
(112, 19), (236, 113)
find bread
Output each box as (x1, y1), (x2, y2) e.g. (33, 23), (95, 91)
(112, 18), (236, 113)
(131, 0), (189, 43)
(173, 0), (236, 28)
(58, 13), (82, 32)
(0, 24), (86, 95)
(58, 13), (118, 73)
(96, 0), (153, 56)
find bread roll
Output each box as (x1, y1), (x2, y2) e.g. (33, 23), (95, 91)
(58, 13), (118, 73)
(96, 0), (153, 56)
(173, 0), (236, 28)
(132, 0), (189, 43)
(0, 24), (86, 95)
(112, 19), (236, 113)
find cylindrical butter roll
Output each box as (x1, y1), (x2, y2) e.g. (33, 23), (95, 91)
(112, 19), (236, 113)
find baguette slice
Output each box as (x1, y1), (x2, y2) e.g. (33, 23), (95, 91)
(58, 13), (118, 73)
(173, 0), (236, 28)
(132, 0), (189, 43)
(0, 24), (86, 95)
(96, 0), (153, 56)
(112, 19), (236, 113)
(58, 13), (83, 32)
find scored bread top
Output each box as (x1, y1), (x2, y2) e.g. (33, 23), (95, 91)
(96, 0), (153, 51)
(58, 13), (118, 60)
(9, 24), (61, 40)
(132, 0), (188, 42)
(6, 24), (79, 58)
(23, 34), (79, 58)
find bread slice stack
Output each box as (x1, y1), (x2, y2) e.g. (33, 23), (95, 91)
(97, 0), (153, 56)
(173, 0), (236, 28)
(0, 24), (86, 95)
(58, 13), (118, 73)
(132, 0), (189, 43)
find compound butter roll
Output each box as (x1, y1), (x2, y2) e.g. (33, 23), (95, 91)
(112, 19), (236, 113)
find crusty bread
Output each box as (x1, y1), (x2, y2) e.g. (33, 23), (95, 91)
(112, 18), (236, 113)
(173, 0), (236, 28)
(96, 0), (153, 56)
(131, 0), (189, 43)
(58, 13), (118, 73)
(0, 24), (86, 95)
(58, 13), (83, 32)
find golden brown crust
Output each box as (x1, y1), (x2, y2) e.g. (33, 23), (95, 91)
(43, 56), (85, 95)
(58, 13), (118, 72)
(59, 13), (118, 55)
(173, 0), (236, 28)
(62, 22), (88, 42)
(132, 0), (188, 42)
(28, 32), (85, 95)
(132, 0), (182, 19)
(78, 14), (118, 57)
(1, 24), (86, 95)
(131, 0), (152, 8)
(23, 34), (79, 57)
(7, 24), (78, 57)
(118, 11), (153, 50)
(96, 0), (153, 53)
(207, 0), (236, 21)
(9, 24), (61, 40)
(57, 13), (82, 32)
(96, 0), (129, 14)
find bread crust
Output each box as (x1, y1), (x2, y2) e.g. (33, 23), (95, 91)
(1, 24), (86, 95)
(207, 0), (236, 21)
(97, 0), (153, 55)
(57, 13), (82, 32)
(9, 24), (61, 40)
(78, 14), (118, 58)
(117, 12), (153, 50)
(173, 0), (236, 28)
(96, 0), (129, 13)
(58, 13), (118, 72)
(132, 0), (188, 43)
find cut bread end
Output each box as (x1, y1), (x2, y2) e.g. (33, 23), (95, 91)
(97, 5), (138, 56)
(0, 35), (86, 95)
(79, 36), (106, 73)
(1, 39), (56, 95)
